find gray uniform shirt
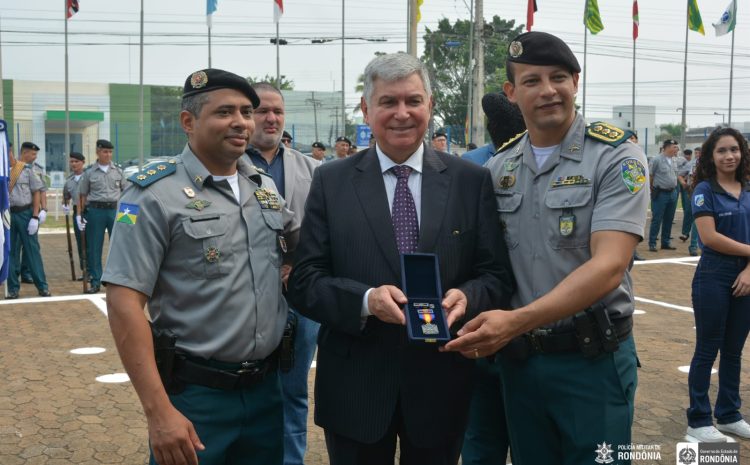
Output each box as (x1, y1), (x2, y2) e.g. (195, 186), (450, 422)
(649, 154), (678, 190)
(102, 145), (289, 362)
(78, 163), (124, 202)
(31, 163), (47, 192)
(63, 173), (83, 205)
(487, 114), (649, 330)
(10, 166), (44, 207)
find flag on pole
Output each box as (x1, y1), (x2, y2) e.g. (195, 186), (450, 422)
(584, 0), (604, 35)
(0, 121), (10, 284)
(416, 0), (424, 23)
(66, 0), (79, 19)
(713, 0), (737, 37)
(688, 0), (705, 35)
(526, 0), (537, 32)
(207, 0), (218, 27)
(273, 0), (284, 23)
(633, 1), (639, 40)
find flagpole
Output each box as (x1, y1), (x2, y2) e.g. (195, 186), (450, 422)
(728, 28), (735, 126)
(64, 1), (70, 168)
(138, 0), (144, 169)
(275, 22), (280, 90)
(582, 28), (587, 119)
(341, 0), (345, 136)
(0, 16), (4, 121)
(680, 3), (689, 149)
(632, 38), (636, 132)
(208, 25), (212, 68)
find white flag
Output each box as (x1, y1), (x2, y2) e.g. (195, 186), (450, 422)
(713, 0), (737, 37)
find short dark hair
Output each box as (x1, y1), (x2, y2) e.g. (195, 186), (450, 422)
(181, 92), (211, 117)
(692, 126), (750, 189)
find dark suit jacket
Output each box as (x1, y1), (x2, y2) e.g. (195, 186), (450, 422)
(287, 145), (514, 447)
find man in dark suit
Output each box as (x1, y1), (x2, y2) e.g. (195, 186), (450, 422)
(288, 52), (514, 465)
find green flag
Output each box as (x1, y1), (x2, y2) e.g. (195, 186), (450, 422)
(688, 0), (705, 35)
(584, 0), (604, 34)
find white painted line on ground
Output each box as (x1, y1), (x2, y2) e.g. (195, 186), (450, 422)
(96, 373), (130, 383)
(89, 295), (108, 316)
(0, 293), (108, 316)
(70, 347), (106, 355)
(634, 309), (646, 315)
(678, 366), (717, 375)
(673, 262), (698, 267)
(633, 256), (700, 265)
(634, 296), (694, 313)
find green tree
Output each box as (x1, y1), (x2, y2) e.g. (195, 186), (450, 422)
(421, 16), (523, 145)
(659, 123), (683, 140)
(150, 85), (185, 158)
(247, 74), (295, 90)
(353, 51), (386, 114)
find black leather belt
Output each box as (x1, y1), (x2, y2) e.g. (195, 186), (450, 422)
(174, 352), (279, 391)
(87, 201), (117, 209)
(501, 316), (632, 359)
(10, 204), (31, 213)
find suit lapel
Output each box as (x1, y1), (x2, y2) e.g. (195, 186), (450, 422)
(418, 148), (449, 252)
(352, 148), (401, 276)
(282, 148), (295, 206)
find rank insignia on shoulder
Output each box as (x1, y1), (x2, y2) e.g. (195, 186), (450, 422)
(620, 158), (647, 194)
(498, 175), (516, 189)
(254, 188), (281, 210)
(115, 203), (139, 225)
(128, 161), (176, 187)
(551, 175), (590, 188)
(186, 199), (212, 211)
(497, 130), (528, 154)
(586, 122), (633, 148)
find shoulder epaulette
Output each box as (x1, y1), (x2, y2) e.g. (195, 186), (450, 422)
(496, 130), (528, 154)
(128, 159), (177, 187)
(253, 166), (273, 178)
(586, 122), (633, 148)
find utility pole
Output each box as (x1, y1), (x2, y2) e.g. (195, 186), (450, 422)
(407, 0), (418, 56)
(466, 0), (474, 146)
(470, 0), (485, 146)
(306, 91), (322, 141)
(341, 0), (346, 138)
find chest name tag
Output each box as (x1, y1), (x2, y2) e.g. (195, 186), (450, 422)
(254, 188), (281, 210)
(551, 175), (590, 188)
(559, 214), (576, 237)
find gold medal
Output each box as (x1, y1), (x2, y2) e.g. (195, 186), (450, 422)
(498, 175), (516, 189)
(204, 247), (221, 263)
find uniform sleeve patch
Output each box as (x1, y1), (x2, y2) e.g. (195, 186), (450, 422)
(116, 203), (139, 224)
(694, 194), (705, 207)
(620, 158), (647, 194)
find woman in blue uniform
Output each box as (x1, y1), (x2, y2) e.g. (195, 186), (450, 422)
(686, 127), (750, 443)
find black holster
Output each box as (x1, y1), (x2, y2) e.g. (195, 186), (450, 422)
(279, 312), (297, 373)
(573, 302), (620, 359)
(151, 325), (183, 394)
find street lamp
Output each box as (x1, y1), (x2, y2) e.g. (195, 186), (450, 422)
(714, 111), (726, 126)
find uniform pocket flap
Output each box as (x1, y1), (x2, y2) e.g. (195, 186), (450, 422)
(261, 209), (284, 231)
(182, 214), (229, 239)
(544, 187), (592, 209)
(495, 191), (523, 213)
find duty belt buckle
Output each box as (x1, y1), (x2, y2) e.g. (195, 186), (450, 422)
(236, 361), (261, 375)
(526, 328), (551, 354)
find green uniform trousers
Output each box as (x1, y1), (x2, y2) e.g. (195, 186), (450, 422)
(149, 370), (283, 465)
(84, 206), (115, 287)
(8, 209), (48, 293)
(497, 336), (637, 465)
(462, 357), (510, 465)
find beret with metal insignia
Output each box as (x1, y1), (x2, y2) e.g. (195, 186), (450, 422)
(335, 136), (351, 146)
(432, 131), (447, 140)
(182, 68), (260, 108)
(506, 31), (581, 76)
(21, 141), (40, 151)
(312, 141), (325, 149)
(96, 139), (114, 149)
(69, 151), (85, 161)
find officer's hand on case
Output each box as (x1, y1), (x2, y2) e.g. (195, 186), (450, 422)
(440, 309), (520, 358)
(76, 215), (86, 231)
(38, 209), (47, 224)
(368, 285), (407, 325)
(147, 404), (205, 465)
(62, 204), (71, 215)
(27, 218), (39, 235)
(442, 288), (468, 327)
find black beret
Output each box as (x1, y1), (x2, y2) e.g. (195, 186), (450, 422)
(663, 139), (678, 147)
(432, 131), (447, 140)
(312, 142), (325, 149)
(507, 31), (581, 74)
(282, 131), (292, 141)
(21, 141), (40, 151)
(69, 151), (85, 161)
(182, 69), (260, 108)
(336, 136), (351, 145)
(482, 92), (526, 145)
(96, 139), (114, 149)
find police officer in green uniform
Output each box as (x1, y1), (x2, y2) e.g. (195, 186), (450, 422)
(443, 31), (649, 465)
(7, 142), (51, 299)
(103, 68), (290, 465)
(63, 151), (86, 278)
(78, 138), (123, 293)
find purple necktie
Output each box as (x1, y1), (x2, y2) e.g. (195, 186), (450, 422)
(390, 165), (419, 253)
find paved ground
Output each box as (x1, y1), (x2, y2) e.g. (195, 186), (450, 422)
(1, 216), (750, 464)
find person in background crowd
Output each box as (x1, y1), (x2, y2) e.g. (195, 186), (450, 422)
(6, 142), (50, 299)
(78, 139), (123, 294)
(444, 31), (646, 464)
(678, 149), (695, 244)
(334, 136), (351, 159)
(466, 143), (478, 150)
(431, 130), (448, 153)
(462, 92), (526, 167)
(648, 139), (680, 252)
(348, 145), (358, 156)
(63, 151), (86, 279)
(281, 130), (293, 148)
(244, 81), (321, 465)
(311, 142), (326, 162)
(685, 127), (750, 443)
